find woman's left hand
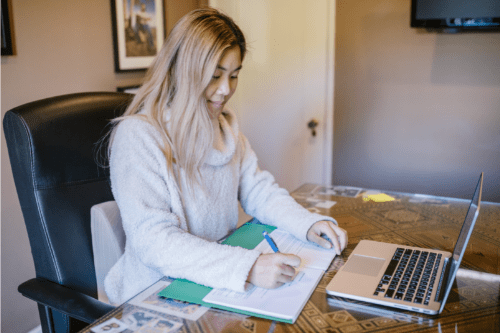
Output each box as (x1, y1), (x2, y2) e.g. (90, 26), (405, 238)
(307, 220), (348, 255)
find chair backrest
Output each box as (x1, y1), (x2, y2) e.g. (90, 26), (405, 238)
(91, 200), (125, 304)
(3, 92), (132, 329)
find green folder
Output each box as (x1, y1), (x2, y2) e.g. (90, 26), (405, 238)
(157, 221), (295, 323)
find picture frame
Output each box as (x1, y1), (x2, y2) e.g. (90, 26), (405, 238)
(1, 0), (15, 56)
(117, 85), (140, 94)
(111, 0), (165, 72)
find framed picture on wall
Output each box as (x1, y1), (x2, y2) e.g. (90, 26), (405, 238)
(111, 0), (165, 72)
(1, 0), (15, 56)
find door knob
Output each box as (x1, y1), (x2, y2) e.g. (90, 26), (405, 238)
(308, 118), (319, 137)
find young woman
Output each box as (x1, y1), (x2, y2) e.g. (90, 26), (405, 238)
(104, 7), (347, 305)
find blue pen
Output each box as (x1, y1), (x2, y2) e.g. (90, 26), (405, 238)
(262, 231), (280, 253)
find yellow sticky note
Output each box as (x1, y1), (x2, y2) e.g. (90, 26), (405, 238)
(363, 193), (395, 202)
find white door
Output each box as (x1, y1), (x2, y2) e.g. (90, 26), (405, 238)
(210, 0), (335, 192)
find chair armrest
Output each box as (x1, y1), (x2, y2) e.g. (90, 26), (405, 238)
(18, 278), (116, 324)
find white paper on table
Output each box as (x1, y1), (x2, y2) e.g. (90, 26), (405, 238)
(316, 186), (362, 198)
(314, 200), (336, 209)
(254, 229), (337, 271)
(202, 267), (323, 321)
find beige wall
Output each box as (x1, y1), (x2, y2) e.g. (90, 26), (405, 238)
(1, 1), (205, 332)
(333, 0), (500, 202)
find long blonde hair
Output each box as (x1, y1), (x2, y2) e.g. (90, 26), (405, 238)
(110, 8), (246, 193)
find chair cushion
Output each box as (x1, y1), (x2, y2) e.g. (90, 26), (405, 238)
(91, 201), (125, 304)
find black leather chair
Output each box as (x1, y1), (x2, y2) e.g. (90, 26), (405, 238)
(3, 92), (133, 333)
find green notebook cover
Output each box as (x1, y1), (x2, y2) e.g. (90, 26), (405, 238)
(157, 222), (294, 323)
(220, 221), (276, 249)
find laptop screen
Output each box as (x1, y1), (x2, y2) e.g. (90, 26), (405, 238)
(439, 173), (483, 312)
(452, 173), (483, 262)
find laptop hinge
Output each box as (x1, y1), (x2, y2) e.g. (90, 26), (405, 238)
(435, 258), (451, 302)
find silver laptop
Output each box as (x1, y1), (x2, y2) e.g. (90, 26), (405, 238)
(326, 173), (483, 315)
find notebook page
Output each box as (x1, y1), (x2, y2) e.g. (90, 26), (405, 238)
(253, 229), (336, 271)
(202, 267), (323, 321)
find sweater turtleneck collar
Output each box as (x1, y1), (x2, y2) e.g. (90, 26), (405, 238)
(159, 107), (239, 167)
(204, 108), (239, 166)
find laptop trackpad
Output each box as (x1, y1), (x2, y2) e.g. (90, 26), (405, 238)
(342, 255), (385, 277)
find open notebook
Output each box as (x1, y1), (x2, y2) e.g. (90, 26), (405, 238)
(158, 221), (338, 323)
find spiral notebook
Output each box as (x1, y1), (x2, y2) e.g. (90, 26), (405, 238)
(158, 221), (337, 323)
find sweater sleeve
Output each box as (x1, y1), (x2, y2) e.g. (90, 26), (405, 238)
(237, 134), (337, 243)
(110, 118), (260, 292)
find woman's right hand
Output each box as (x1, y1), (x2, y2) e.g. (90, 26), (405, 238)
(246, 253), (301, 289)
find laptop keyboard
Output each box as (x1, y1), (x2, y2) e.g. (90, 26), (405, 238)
(373, 248), (442, 306)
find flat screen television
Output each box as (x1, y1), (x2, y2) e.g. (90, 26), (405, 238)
(411, 0), (500, 32)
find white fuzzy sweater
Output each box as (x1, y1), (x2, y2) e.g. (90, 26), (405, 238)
(104, 108), (336, 305)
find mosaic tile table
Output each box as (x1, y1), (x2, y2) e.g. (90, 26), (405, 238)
(80, 184), (500, 333)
